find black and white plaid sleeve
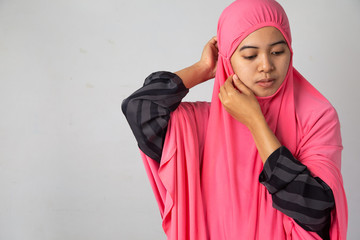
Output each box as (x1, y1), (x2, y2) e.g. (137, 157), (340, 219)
(259, 146), (335, 240)
(121, 71), (189, 163)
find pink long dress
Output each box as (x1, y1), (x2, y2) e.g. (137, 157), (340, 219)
(140, 0), (348, 239)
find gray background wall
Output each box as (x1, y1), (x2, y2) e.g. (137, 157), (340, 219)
(0, 0), (359, 239)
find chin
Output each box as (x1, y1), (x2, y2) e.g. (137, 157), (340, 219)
(254, 88), (277, 97)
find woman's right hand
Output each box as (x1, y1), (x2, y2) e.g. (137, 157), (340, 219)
(198, 36), (218, 80)
(175, 36), (219, 89)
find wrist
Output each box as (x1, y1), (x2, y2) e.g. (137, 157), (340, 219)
(248, 113), (266, 133)
(248, 115), (282, 163)
(194, 61), (213, 81)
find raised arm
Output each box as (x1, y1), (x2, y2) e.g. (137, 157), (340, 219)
(122, 37), (219, 162)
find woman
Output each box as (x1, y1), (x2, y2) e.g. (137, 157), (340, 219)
(122, 0), (348, 239)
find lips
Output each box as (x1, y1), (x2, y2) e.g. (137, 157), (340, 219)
(256, 78), (275, 88)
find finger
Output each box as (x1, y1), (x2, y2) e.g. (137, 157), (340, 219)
(218, 92), (223, 103)
(209, 36), (217, 45)
(207, 36), (218, 52)
(232, 74), (251, 95)
(210, 41), (218, 52)
(218, 87), (227, 104)
(224, 75), (237, 94)
(212, 41), (218, 49)
(219, 84), (227, 97)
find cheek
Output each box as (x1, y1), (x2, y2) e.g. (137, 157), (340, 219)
(238, 65), (254, 84)
(278, 56), (291, 78)
(231, 55), (245, 71)
(231, 60), (252, 80)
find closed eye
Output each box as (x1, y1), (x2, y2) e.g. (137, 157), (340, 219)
(271, 51), (284, 55)
(243, 55), (257, 60)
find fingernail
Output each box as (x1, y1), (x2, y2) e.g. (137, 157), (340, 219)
(233, 74), (238, 81)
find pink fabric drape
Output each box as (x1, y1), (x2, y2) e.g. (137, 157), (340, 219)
(140, 0), (348, 239)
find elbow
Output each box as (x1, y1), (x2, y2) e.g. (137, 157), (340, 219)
(121, 97), (141, 134)
(121, 97), (129, 116)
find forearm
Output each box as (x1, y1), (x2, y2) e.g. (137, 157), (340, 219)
(175, 62), (212, 89)
(249, 116), (281, 164)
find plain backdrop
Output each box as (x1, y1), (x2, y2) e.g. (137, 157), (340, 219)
(0, 0), (359, 239)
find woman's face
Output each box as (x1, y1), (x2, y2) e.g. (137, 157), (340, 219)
(230, 26), (291, 97)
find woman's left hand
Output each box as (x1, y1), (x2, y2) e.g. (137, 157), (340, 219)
(219, 74), (282, 163)
(219, 74), (264, 130)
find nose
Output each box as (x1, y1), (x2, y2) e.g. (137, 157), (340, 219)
(258, 54), (274, 73)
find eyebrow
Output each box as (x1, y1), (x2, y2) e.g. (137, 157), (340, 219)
(239, 40), (287, 51)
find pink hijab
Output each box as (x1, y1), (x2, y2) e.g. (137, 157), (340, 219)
(141, 0), (348, 239)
